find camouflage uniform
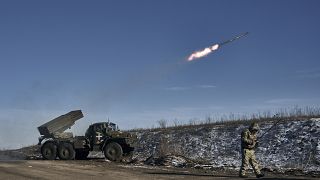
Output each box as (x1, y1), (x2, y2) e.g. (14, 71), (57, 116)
(239, 122), (264, 178)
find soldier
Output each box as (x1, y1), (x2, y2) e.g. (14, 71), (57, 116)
(239, 122), (264, 178)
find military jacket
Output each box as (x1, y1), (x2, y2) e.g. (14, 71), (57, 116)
(241, 129), (258, 149)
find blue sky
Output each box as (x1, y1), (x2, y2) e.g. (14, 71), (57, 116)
(1, 1), (320, 148)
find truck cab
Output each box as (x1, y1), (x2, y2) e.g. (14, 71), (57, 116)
(85, 122), (136, 161)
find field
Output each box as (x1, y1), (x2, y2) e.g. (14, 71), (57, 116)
(0, 159), (317, 180)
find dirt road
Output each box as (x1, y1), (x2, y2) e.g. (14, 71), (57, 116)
(0, 160), (316, 180)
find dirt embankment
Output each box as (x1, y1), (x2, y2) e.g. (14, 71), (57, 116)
(134, 118), (320, 174)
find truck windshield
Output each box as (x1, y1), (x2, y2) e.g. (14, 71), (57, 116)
(108, 123), (117, 131)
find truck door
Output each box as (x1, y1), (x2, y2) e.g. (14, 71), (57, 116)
(94, 124), (104, 145)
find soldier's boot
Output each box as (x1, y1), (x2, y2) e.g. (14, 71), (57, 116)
(239, 174), (248, 178)
(256, 173), (265, 178)
(239, 168), (248, 178)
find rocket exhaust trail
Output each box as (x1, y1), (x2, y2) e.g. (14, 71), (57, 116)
(187, 32), (249, 61)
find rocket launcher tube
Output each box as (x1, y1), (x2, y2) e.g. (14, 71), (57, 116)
(37, 110), (84, 138)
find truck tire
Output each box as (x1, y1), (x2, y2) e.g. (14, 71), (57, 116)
(58, 142), (75, 160)
(75, 149), (89, 160)
(41, 141), (57, 160)
(104, 142), (123, 162)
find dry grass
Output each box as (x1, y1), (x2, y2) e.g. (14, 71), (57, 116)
(130, 105), (320, 132)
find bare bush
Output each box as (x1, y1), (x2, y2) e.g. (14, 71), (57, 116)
(157, 119), (167, 129)
(173, 118), (180, 127)
(131, 105), (320, 132)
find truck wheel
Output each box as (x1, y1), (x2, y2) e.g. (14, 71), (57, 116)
(58, 142), (75, 160)
(75, 150), (89, 160)
(104, 142), (123, 162)
(41, 141), (57, 160)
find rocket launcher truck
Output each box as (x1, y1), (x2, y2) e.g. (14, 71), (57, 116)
(37, 110), (136, 161)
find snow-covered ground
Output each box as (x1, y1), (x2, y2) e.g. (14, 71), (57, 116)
(134, 118), (320, 173)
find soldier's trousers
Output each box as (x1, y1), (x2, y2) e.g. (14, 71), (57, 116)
(240, 148), (261, 176)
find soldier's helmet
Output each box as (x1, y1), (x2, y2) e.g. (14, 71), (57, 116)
(249, 122), (260, 131)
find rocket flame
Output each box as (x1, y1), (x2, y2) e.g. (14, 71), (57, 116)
(187, 44), (219, 61)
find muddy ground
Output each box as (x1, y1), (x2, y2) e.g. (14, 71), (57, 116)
(0, 159), (317, 180)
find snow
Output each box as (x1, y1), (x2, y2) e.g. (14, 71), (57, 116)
(134, 118), (320, 173)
